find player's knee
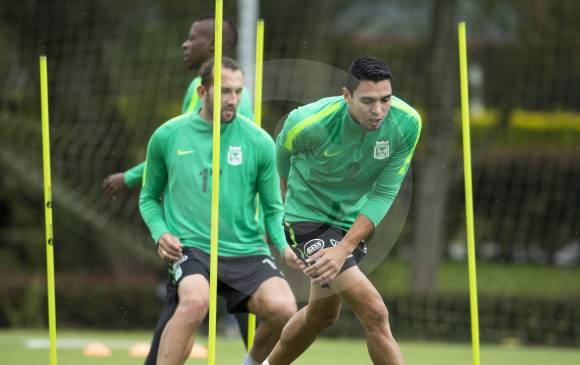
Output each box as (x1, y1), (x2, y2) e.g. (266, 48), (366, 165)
(277, 302), (297, 323)
(305, 306), (340, 330)
(177, 295), (208, 325)
(360, 299), (390, 335)
(263, 301), (297, 327)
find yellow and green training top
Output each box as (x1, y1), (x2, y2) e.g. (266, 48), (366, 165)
(276, 95), (421, 231)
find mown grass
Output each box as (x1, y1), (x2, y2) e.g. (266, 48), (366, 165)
(1, 329), (580, 365)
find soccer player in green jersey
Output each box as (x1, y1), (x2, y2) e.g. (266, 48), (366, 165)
(140, 57), (302, 365)
(102, 15), (253, 195)
(102, 16), (258, 365)
(263, 56), (421, 365)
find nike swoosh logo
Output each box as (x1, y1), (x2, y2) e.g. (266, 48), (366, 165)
(323, 150), (343, 157)
(177, 149), (194, 156)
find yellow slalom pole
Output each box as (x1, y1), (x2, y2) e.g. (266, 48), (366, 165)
(253, 19), (264, 127)
(458, 22), (481, 365)
(39, 55), (58, 365)
(208, 1), (223, 365)
(247, 18), (265, 350)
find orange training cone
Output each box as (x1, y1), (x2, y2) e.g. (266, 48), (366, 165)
(129, 342), (151, 357)
(83, 342), (112, 357)
(189, 343), (208, 359)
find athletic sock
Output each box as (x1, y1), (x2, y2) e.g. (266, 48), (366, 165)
(241, 353), (259, 365)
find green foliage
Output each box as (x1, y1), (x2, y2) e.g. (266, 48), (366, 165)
(0, 273), (160, 329)
(0, 275), (45, 327)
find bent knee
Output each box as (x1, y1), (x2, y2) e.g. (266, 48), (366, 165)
(177, 296), (209, 323)
(262, 302), (297, 326)
(360, 300), (391, 332)
(305, 306), (340, 329)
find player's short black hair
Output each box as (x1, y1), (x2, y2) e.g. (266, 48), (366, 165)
(345, 55), (392, 93)
(195, 14), (238, 48)
(199, 57), (241, 88)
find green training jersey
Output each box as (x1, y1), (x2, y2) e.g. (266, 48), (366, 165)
(123, 76), (255, 188)
(276, 95), (421, 231)
(139, 111), (287, 257)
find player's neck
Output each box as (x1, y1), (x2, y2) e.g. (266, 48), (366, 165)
(199, 107), (213, 124)
(347, 109), (363, 128)
(347, 108), (369, 138)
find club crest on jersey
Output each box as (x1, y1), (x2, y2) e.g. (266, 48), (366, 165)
(373, 140), (390, 160)
(227, 146), (243, 166)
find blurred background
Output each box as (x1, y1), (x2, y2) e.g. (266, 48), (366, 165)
(0, 0), (578, 350)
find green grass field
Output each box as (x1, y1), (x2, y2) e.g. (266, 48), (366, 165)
(1, 329), (579, 365)
(370, 260), (580, 298)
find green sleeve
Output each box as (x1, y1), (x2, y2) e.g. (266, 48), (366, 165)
(139, 130), (169, 244)
(359, 115), (422, 226)
(275, 140), (292, 179)
(238, 87), (255, 120)
(275, 109), (313, 178)
(257, 136), (288, 254)
(123, 162), (145, 188)
(181, 78), (201, 114)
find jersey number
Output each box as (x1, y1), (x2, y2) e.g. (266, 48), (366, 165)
(199, 168), (223, 193)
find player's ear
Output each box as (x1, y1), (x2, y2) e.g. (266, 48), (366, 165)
(342, 87), (352, 104)
(197, 84), (207, 101)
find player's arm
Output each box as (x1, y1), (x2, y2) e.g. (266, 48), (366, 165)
(139, 130), (168, 241)
(257, 137), (303, 269)
(139, 131), (183, 260)
(279, 176), (288, 201)
(102, 161), (146, 198)
(275, 108), (320, 192)
(275, 111), (297, 201)
(123, 162), (145, 188)
(304, 214), (374, 284)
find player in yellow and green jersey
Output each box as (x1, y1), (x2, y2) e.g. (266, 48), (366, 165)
(263, 56), (421, 365)
(103, 16), (253, 193)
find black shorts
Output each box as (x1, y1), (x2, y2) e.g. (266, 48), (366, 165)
(169, 247), (285, 313)
(284, 221), (367, 275)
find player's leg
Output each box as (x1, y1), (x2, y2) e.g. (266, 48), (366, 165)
(245, 276), (296, 363)
(220, 255), (295, 365)
(157, 274), (209, 365)
(335, 266), (404, 365)
(144, 277), (177, 365)
(157, 251), (211, 365)
(266, 283), (341, 365)
(233, 312), (252, 348)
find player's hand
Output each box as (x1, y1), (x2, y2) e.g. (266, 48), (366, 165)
(102, 172), (127, 198)
(304, 245), (350, 285)
(157, 233), (183, 262)
(283, 247), (305, 270)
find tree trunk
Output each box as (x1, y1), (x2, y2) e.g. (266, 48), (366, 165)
(411, 0), (458, 293)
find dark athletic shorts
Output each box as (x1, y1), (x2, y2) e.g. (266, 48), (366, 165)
(284, 221), (367, 275)
(170, 247), (285, 313)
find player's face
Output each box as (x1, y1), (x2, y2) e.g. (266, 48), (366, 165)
(182, 20), (213, 69)
(201, 68), (244, 123)
(343, 79), (392, 131)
